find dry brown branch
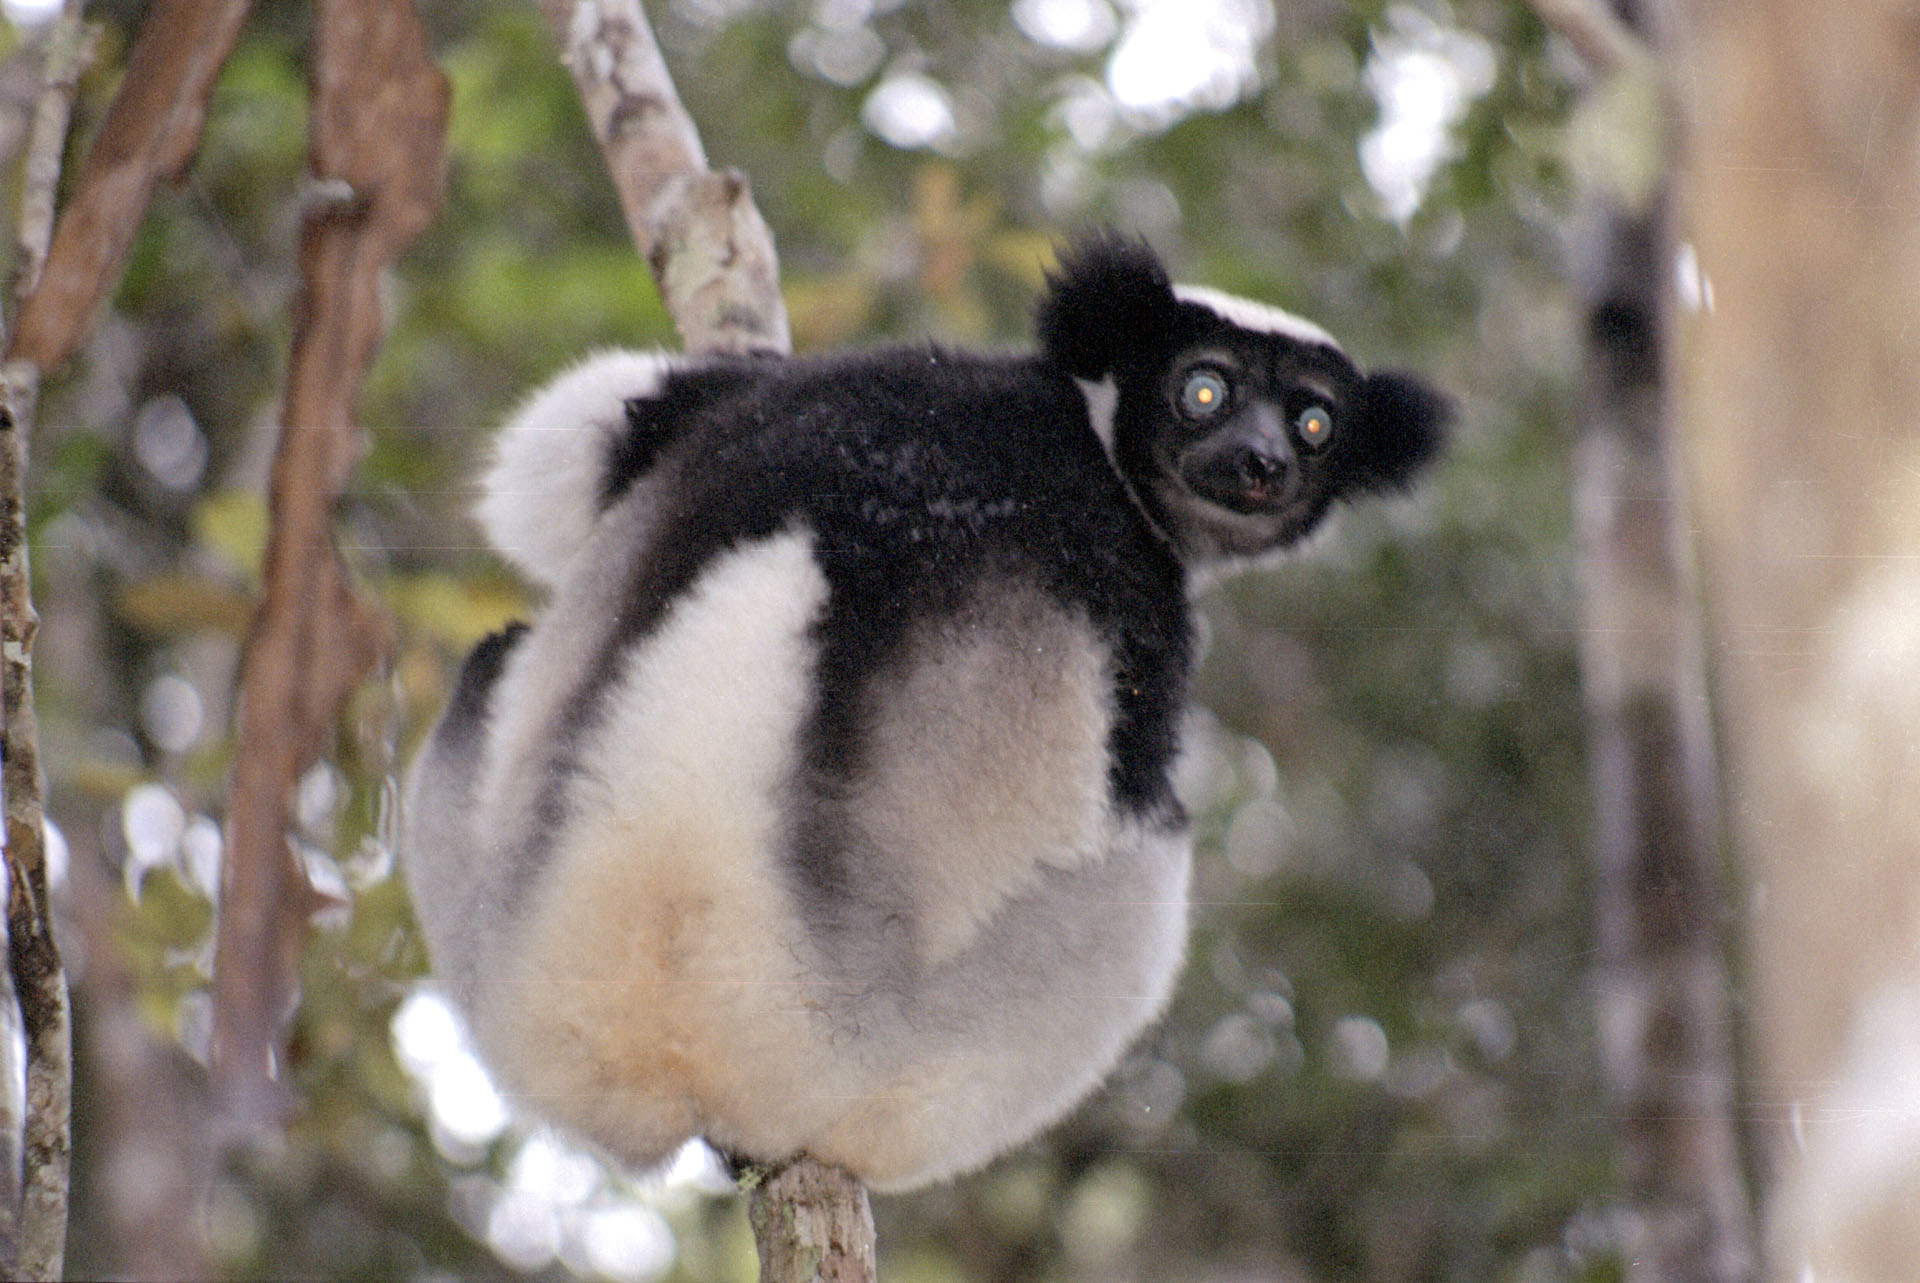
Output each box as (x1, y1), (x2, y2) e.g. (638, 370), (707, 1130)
(4, 0), (253, 371)
(0, 4), (99, 1277)
(208, 0), (447, 1130)
(535, 0), (788, 357)
(747, 1159), (879, 1283)
(532, 3), (875, 1276)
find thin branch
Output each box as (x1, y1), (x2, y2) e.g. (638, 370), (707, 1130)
(534, 0), (789, 357)
(0, 4), (97, 1277)
(208, 0), (447, 1132)
(1523, 0), (1647, 77)
(10, 11), (97, 319)
(4, 0), (252, 371)
(1527, 0), (1643, 76)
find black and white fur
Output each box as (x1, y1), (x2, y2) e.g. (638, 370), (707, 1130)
(402, 234), (1448, 1191)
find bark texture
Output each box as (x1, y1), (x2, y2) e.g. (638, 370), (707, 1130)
(747, 1160), (880, 1283)
(0, 372), (66, 1283)
(0, 7), (98, 1277)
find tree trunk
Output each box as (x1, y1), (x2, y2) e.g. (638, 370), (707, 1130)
(1669, 2), (1920, 1277)
(1574, 195), (1755, 1281)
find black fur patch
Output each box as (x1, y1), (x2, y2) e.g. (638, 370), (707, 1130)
(439, 623), (529, 750)
(1351, 370), (1453, 493)
(546, 343), (1195, 908)
(512, 233), (1445, 914)
(1035, 231), (1181, 381)
(598, 359), (773, 512)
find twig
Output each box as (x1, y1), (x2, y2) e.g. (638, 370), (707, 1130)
(534, 0), (788, 357)
(0, 3), (98, 1277)
(1522, 0), (1646, 77)
(4, 0), (253, 371)
(207, 0), (447, 1133)
(531, 3), (875, 1277)
(11, 9), (97, 313)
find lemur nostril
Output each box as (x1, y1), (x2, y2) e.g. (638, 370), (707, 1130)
(1240, 450), (1288, 491)
(1244, 453), (1275, 482)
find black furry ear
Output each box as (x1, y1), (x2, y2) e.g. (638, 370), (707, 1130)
(1351, 370), (1452, 493)
(1035, 231), (1179, 380)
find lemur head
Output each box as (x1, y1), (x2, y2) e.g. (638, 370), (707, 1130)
(1037, 232), (1450, 563)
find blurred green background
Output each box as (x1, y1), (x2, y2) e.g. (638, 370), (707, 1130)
(12, 0), (1623, 1277)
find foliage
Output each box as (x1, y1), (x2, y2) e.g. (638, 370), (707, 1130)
(16, 0), (1617, 1278)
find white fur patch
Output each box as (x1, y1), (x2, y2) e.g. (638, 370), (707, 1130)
(1075, 374), (1177, 548)
(1173, 283), (1339, 350)
(431, 525), (1198, 1192)
(477, 349), (683, 590)
(473, 530), (836, 1169)
(815, 817), (1193, 1190)
(855, 582), (1114, 965)
(1075, 375), (1119, 450)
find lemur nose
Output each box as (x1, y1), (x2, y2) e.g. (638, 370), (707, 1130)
(1184, 440), (1296, 512)
(1239, 449), (1288, 491)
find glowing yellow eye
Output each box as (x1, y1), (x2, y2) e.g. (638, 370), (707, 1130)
(1297, 404), (1334, 448)
(1180, 371), (1228, 418)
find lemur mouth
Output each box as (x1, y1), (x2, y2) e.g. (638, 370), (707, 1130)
(1182, 448), (1299, 516)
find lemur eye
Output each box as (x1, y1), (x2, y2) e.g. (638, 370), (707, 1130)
(1296, 404), (1334, 449)
(1180, 371), (1229, 418)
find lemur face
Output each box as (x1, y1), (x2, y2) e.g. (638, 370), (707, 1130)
(1037, 236), (1450, 565)
(1135, 319), (1369, 559)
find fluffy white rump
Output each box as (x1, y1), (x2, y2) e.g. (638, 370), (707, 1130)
(476, 350), (682, 589)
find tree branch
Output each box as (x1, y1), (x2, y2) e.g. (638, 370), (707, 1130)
(747, 1159), (879, 1283)
(534, 0), (788, 357)
(532, 4), (875, 1278)
(1523, 0), (1647, 76)
(4, 0), (253, 371)
(0, 4), (97, 1277)
(208, 0), (447, 1133)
